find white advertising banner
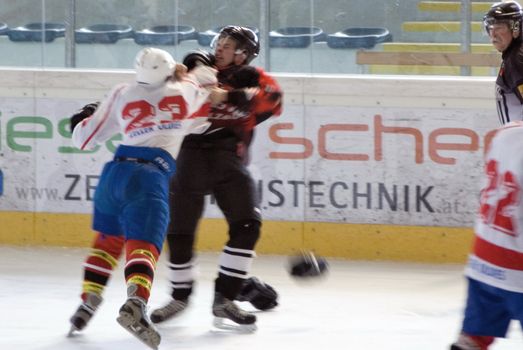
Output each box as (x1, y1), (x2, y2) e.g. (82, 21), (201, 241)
(248, 105), (497, 226)
(0, 70), (501, 228)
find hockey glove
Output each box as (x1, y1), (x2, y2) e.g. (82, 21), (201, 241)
(228, 66), (260, 89)
(182, 50), (216, 72)
(70, 102), (100, 133)
(236, 277), (279, 311)
(223, 66), (261, 111)
(289, 251), (329, 278)
(226, 87), (258, 112)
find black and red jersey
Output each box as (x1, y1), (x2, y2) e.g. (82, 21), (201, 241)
(188, 64), (282, 146)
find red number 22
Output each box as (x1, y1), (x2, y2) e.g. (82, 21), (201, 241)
(122, 95), (187, 133)
(479, 159), (520, 236)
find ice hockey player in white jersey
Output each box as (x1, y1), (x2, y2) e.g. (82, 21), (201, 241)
(72, 48), (217, 156)
(450, 121), (523, 349)
(68, 47), (219, 350)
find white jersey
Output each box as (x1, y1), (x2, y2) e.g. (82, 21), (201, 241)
(72, 66), (217, 158)
(465, 121), (523, 292)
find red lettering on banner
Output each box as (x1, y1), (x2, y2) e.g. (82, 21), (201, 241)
(268, 115), (495, 165)
(428, 128), (479, 165)
(374, 114), (423, 164)
(484, 129), (498, 156)
(318, 124), (369, 160)
(269, 123), (313, 159)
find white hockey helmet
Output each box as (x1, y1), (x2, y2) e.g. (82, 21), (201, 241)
(134, 47), (176, 85)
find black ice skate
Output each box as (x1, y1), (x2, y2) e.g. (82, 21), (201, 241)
(150, 298), (188, 323)
(212, 292), (257, 333)
(116, 297), (161, 350)
(68, 292), (102, 336)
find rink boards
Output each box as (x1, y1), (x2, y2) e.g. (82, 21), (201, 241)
(0, 212), (473, 263)
(0, 69), (498, 262)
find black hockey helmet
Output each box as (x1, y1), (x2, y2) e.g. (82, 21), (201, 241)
(484, 1), (523, 35)
(211, 25), (260, 64)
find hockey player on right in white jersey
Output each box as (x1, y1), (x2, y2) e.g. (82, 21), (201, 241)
(450, 121), (523, 349)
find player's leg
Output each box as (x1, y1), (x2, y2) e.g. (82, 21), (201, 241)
(211, 152), (261, 331)
(69, 161), (125, 335)
(116, 238), (162, 350)
(450, 335), (495, 350)
(150, 146), (208, 323)
(69, 230), (125, 334)
(115, 155), (173, 349)
(450, 278), (508, 349)
(505, 287), (523, 345)
(150, 186), (204, 323)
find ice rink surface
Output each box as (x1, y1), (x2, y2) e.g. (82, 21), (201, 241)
(1, 246), (522, 350)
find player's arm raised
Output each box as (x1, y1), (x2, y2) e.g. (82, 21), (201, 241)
(71, 85), (125, 150)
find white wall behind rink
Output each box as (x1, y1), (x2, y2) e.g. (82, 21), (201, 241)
(0, 69), (500, 228)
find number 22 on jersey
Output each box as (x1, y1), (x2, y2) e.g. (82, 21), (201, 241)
(122, 96), (188, 134)
(479, 159), (520, 236)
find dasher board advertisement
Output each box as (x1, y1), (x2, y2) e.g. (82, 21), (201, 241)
(0, 97), (498, 227)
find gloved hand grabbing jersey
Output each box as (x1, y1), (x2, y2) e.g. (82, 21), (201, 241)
(182, 50), (216, 72)
(181, 50), (219, 93)
(226, 66), (260, 111)
(70, 102), (100, 133)
(228, 66), (260, 89)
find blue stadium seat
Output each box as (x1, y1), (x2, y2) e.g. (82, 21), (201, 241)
(75, 24), (134, 44)
(327, 27), (392, 49)
(269, 27), (326, 48)
(8, 22), (65, 42)
(134, 25), (197, 45)
(0, 23), (9, 35)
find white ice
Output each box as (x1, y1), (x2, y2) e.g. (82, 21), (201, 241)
(0, 246), (522, 350)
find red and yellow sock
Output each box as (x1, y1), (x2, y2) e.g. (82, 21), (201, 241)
(81, 232), (125, 301)
(124, 239), (159, 302)
(469, 335), (494, 350)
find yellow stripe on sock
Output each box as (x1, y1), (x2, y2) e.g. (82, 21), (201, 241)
(128, 276), (152, 292)
(130, 249), (157, 265)
(90, 248), (119, 268)
(82, 281), (104, 295)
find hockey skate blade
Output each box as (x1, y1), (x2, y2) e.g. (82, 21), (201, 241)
(116, 313), (161, 350)
(212, 317), (257, 333)
(67, 326), (79, 338)
(150, 300), (189, 324)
